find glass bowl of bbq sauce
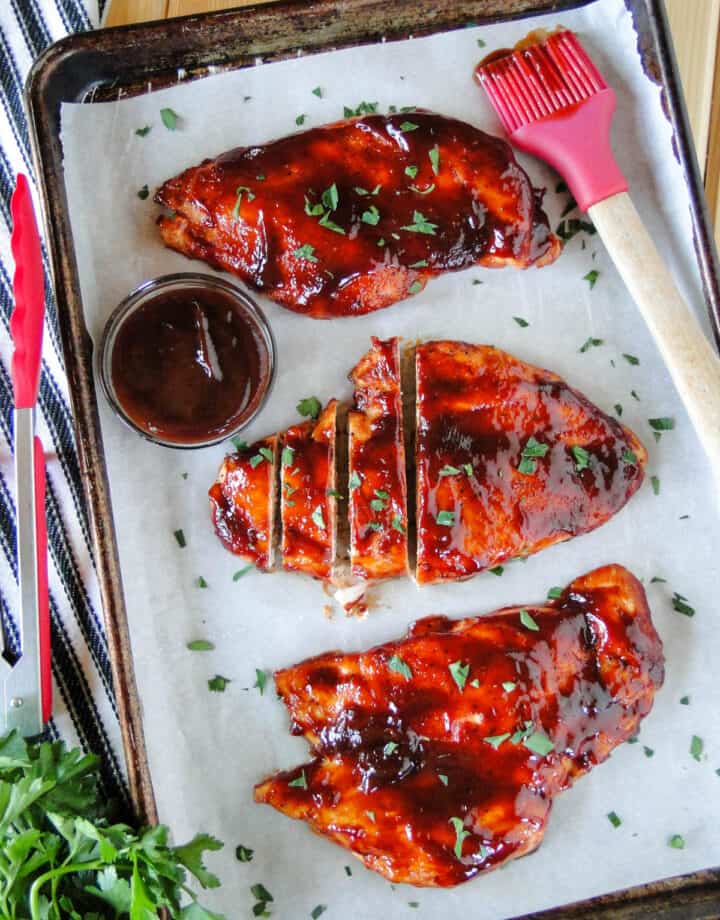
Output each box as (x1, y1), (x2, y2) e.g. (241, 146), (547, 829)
(98, 273), (276, 449)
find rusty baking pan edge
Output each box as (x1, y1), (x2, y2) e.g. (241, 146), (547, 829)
(23, 0), (720, 915)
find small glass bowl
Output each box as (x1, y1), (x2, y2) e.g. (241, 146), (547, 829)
(97, 272), (276, 449)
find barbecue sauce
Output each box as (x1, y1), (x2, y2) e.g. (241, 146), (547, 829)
(110, 284), (270, 445)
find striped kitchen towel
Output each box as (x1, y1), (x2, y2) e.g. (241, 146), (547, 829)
(0, 0), (129, 809)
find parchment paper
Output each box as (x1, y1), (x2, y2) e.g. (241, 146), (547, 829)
(60, 0), (720, 916)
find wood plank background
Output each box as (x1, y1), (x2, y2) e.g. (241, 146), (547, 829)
(105, 0), (720, 243)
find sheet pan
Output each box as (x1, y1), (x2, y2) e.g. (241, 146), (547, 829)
(26, 0), (720, 916)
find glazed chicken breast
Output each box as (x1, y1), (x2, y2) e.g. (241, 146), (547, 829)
(156, 112), (560, 319)
(255, 564), (664, 886)
(415, 342), (647, 584)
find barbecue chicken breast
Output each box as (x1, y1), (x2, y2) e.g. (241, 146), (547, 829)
(155, 113), (560, 319)
(415, 342), (647, 584)
(255, 564), (664, 886)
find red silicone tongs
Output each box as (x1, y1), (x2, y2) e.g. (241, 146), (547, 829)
(2, 173), (52, 736)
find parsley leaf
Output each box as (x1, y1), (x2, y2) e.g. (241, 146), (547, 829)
(651, 475), (660, 495)
(135, 125), (151, 137)
(289, 771), (308, 789)
(187, 639), (214, 651)
(405, 165), (419, 178)
(293, 243), (319, 262)
(236, 844), (254, 862)
(233, 568), (254, 585)
(282, 446), (295, 467)
(672, 592), (695, 617)
(254, 668), (268, 695)
(440, 464), (462, 477)
(690, 735), (703, 761)
(519, 609), (540, 631)
(483, 733), (510, 749)
(429, 144), (440, 174)
(208, 675), (231, 692)
(489, 565), (504, 576)
(311, 906), (327, 919)
(522, 730), (555, 756)
(399, 121), (419, 132)
(388, 654), (413, 680)
(312, 86), (323, 97)
(173, 529), (186, 548)
(137, 184), (149, 200)
(607, 811), (622, 828)
(435, 510), (456, 527)
(296, 113), (307, 125)
(160, 107), (179, 130)
(502, 681), (517, 692)
(311, 505), (326, 530)
(623, 353), (640, 365)
(448, 661), (470, 692)
(622, 448), (637, 464)
(391, 515), (406, 533)
(571, 445), (591, 471)
(321, 183), (339, 211)
(547, 586), (562, 599)
(383, 741), (399, 756)
(401, 210), (438, 235)
(513, 316), (529, 327)
(408, 281), (423, 294)
(449, 817), (471, 859)
(349, 471), (362, 490)
(195, 575), (209, 588)
(583, 269), (599, 289)
(649, 417), (675, 431)
(297, 395), (322, 418)
(361, 205), (380, 225)
(579, 336), (603, 353)
(668, 834), (685, 849)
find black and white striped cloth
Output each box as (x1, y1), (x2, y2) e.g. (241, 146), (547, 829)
(0, 0), (129, 809)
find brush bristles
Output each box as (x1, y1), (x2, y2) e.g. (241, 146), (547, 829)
(478, 30), (608, 133)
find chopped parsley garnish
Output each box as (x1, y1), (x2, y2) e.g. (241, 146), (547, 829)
(643, 746), (654, 757)
(547, 586), (562, 599)
(449, 660), (470, 692)
(236, 844), (254, 862)
(429, 144), (440, 174)
(289, 771), (308, 789)
(622, 448), (637, 464)
(370, 498), (386, 512)
(668, 834), (685, 849)
(383, 741), (399, 756)
(297, 395), (322, 418)
(623, 353), (640, 366)
(374, 489), (389, 500)
(284, 483), (297, 497)
(391, 515), (406, 533)
(344, 100), (378, 116)
(311, 505), (326, 530)
(513, 316), (529, 327)
(232, 185), (255, 220)
(366, 521), (383, 532)
(318, 211), (345, 234)
(160, 107), (179, 130)
(344, 866), (352, 876)
(483, 733), (510, 749)
(463, 463), (473, 476)
(518, 436), (548, 474)
(409, 183), (435, 195)
(405, 165), (419, 178)
(477, 37), (486, 47)
(410, 259), (428, 267)
(502, 681), (517, 692)
(690, 735), (703, 761)
(173, 529), (186, 548)
(311, 906), (327, 919)
(327, 488), (343, 499)
(135, 125), (151, 137)
(388, 654), (413, 680)
(449, 817), (470, 859)
(438, 774), (449, 786)
(208, 674), (230, 693)
(522, 730), (555, 756)
(651, 475), (660, 495)
(366, 810), (376, 823)
(579, 336), (603, 353)
(296, 113), (307, 125)
(251, 884), (274, 916)
(349, 471), (362, 490)
(555, 217), (596, 242)
(361, 205), (380, 225)
(254, 668), (268, 695)
(401, 210), (438, 235)
(249, 453), (264, 468)
(195, 576), (208, 589)
(672, 592), (695, 617)
(571, 445), (591, 471)
(293, 243), (318, 262)
(607, 811), (622, 828)
(408, 281), (423, 295)
(614, 403), (623, 416)
(435, 510), (456, 527)
(520, 609), (539, 631)
(137, 184), (149, 200)
(312, 86), (323, 97)
(186, 639), (214, 654)
(322, 183), (339, 211)
(650, 576), (666, 584)
(649, 417), (675, 431)
(583, 269), (599, 289)
(282, 445), (295, 466)
(439, 464), (462, 477)
(489, 566), (504, 576)
(233, 565), (254, 581)
(256, 173), (266, 180)
(258, 447), (274, 463)
(304, 195), (323, 216)
(231, 436), (248, 451)
(399, 121), (419, 132)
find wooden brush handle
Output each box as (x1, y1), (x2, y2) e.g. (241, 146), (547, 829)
(589, 192), (720, 466)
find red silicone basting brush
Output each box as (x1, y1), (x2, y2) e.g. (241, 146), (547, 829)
(476, 29), (720, 470)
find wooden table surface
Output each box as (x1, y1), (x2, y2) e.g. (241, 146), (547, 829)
(105, 0), (720, 244)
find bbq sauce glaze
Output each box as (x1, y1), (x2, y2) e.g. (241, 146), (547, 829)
(110, 284), (269, 445)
